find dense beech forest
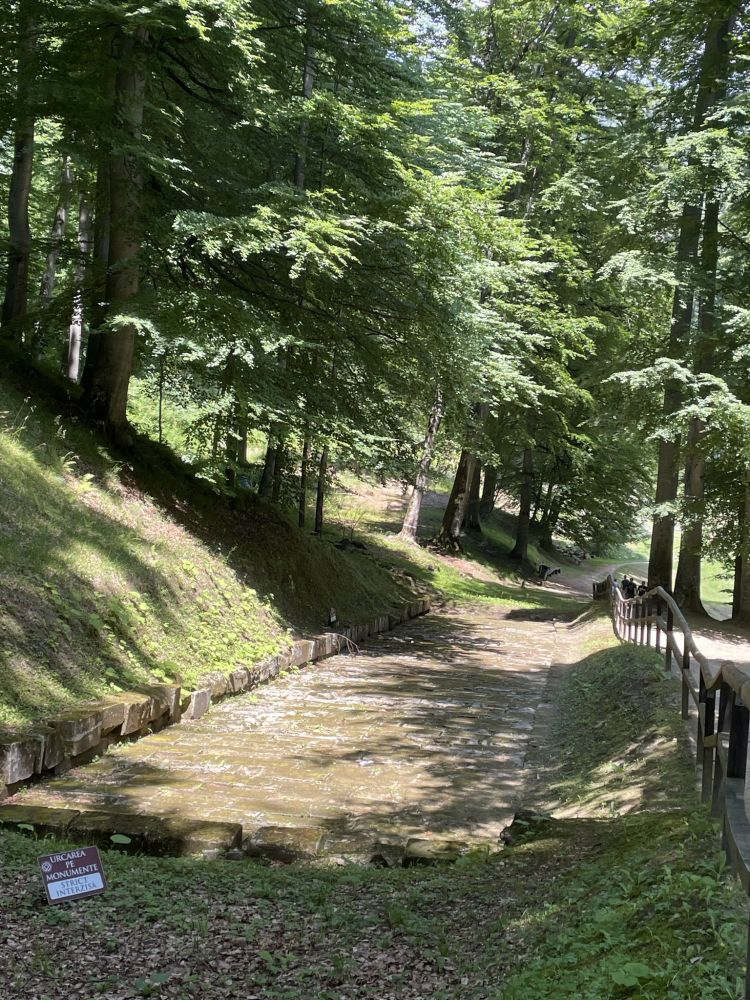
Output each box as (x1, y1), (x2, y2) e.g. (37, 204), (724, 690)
(2, 0), (750, 612)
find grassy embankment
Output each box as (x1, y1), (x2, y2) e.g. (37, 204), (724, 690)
(0, 369), (576, 728)
(0, 372), (411, 728)
(1, 617), (745, 999)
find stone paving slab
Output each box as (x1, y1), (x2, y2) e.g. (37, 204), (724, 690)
(10, 608), (560, 859)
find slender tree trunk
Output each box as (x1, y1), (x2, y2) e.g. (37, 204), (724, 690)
(2, 0), (36, 336)
(157, 355), (166, 444)
(648, 7), (736, 589)
(80, 151), (112, 391)
(39, 156), (73, 304)
(235, 393), (248, 467)
(649, 200), (703, 590)
(399, 389), (444, 541)
(673, 421), (706, 610)
(272, 443), (285, 503)
(479, 465), (498, 519)
(538, 481), (557, 548)
(510, 447), (534, 560)
(539, 494), (562, 549)
(736, 469), (750, 625)
(64, 192), (93, 382)
(81, 28), (147, 443)
(733, 553), (743, 619)
(674, 194), (722, 610)
(465, 460), (482, 531)
(36, 153), (75, 372)
(315, 445), (329, 536)
(435, 450), (477, 551)
(531, 476), (545, 523)
(223, 356), (243, 487)
(258, 438), (276, 498)
(299, 430), (310, 528)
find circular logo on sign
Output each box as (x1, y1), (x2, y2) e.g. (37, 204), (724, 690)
(41, 861), (52, 873)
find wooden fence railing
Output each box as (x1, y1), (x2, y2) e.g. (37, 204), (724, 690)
(594, 575), (750, 997)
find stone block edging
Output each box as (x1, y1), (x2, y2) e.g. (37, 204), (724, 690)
(0, 598), (431, 799)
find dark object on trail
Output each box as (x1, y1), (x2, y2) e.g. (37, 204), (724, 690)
(637, 581), (648, 597)
(537, 564), (561, 584)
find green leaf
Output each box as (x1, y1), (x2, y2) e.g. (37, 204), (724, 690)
(611, 961), (654, 986)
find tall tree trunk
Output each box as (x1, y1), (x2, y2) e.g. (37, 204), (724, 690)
(258, 437), (276, 498)
(673, 194), (722, 611)
(235, 392), (248, 467)
(299, 430), (310, 528)
(673, 421), (706, 610)
(2, 0), (36, 336)
(157, 355), (165, 444)
(465, 460), (482, 531)
(223, 356), (243, 486)
(81, 28), (147, 443)
(39, 155), (73, 304)
(64, 191), (93, 382)
(315, 445), (329, 536)
(648, 7), (736, 589)
(541, 495), (562, 550)
(399, 388), (444, 541)
(36, 153), (75, 368)
(80, 151), (112, 391)
(733, 553), (743, 619)
(736, 469), (750, 625)
(479, 465), (498, 519)
(272, 442), (285, 503)
(538, 481), (557, 549)
(531, 476), (545, 523)
(510, 447), (534, 560)
(435, 450), (476, 551)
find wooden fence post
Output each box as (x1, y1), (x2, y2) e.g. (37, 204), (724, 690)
(655, 597), (661, 653)
(681, 644), (691, 720)
(712, 683), (730, 818)
(698, 673), (716, 803)
(727, 695), (748, 784)
(639, 600), (646, 646)
(665, 605), (674, 673)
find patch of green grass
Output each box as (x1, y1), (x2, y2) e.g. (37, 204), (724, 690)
(497, 635), (746, 998)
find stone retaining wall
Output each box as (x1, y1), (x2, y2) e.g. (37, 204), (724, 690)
(0, 598), (431, 800)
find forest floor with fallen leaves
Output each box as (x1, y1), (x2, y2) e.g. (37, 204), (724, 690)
(1, 610), (747, 999)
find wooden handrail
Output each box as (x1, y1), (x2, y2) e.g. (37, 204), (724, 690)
(594, 573), (750, 998)
(595, 575), (722, 690)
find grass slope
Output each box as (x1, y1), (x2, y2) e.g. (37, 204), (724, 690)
(0, 621), (744, 998)
(0, 371), (415, 727)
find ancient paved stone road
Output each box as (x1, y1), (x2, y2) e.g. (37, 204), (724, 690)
(15, 608), (564, 858)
